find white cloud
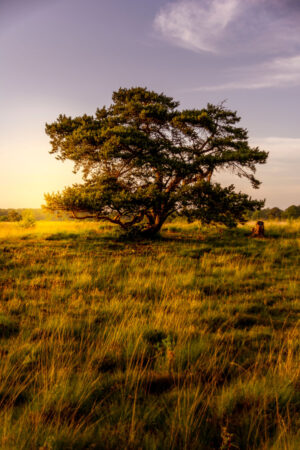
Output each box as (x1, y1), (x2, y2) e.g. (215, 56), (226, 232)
(154, 0), (240, 53)
(154, 0), (239, 51)
(154, 1), (300, 89)
(154, 0), (300, 56)
(190, 55), (300, 90)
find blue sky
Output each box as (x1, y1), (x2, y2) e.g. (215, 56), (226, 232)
(1, 0), (299, 208)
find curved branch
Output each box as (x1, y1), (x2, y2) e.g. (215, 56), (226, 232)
(71, 211), (127, 228)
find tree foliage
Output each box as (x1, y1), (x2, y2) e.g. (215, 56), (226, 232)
(44, 87), (268, 236)
(283, 205), (300, 219)
(0, 210), (22, 222)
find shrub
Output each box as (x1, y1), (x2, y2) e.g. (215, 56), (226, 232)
(19, 209), (36, 228)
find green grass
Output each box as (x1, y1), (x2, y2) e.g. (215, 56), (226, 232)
(0, 220), (299, 449)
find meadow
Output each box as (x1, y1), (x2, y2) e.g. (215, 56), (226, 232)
(0, 219), (299, 449)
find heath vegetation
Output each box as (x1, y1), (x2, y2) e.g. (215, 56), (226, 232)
(0, 219), (299, 449)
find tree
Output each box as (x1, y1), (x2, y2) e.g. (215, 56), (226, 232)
(44, 87), (268, 237)
(0, 209), (22, 222)
(283, 205), (300, 219)
(7, 209), (22, 222)
(268, 207), (282, 220)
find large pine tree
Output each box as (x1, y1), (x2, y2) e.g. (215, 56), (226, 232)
(44, 87), (268, 236)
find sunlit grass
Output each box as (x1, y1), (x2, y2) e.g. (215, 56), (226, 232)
(0, 220), (299, 448)
(0, 220), (115, 239)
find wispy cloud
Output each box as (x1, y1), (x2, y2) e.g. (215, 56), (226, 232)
(154, 0), (300, 56)
(154, 0), (239, 52)
(154, 0), (300, 90)
(190, 55), (300, 91)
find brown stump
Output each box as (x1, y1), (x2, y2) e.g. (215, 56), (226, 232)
(251, 221), (265, 238)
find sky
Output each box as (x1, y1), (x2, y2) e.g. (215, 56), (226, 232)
(0, 0), (299, 209)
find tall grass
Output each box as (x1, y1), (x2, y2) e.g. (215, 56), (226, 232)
(0, 220), (299, 449)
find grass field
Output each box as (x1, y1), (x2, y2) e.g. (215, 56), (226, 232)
(0, 220), (299, 449)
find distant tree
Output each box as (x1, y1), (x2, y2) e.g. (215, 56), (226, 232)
(44, 87), (268, 237)
(0, 209), (22, 222)
(283, 205), (300, 219)
(268, 207), (282, 220)
(0, 209), (8, 218)
(7, 209), (22, 222)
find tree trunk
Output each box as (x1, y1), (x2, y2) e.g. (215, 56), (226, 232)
(139, 214), (167, 238)
(140, 223), (163, 238)
(251, 221), (265, 238)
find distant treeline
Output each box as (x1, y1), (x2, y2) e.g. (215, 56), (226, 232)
(1, 205), (300, 222)
(249, 205), (300, 220)
(0, 209), (70, 222)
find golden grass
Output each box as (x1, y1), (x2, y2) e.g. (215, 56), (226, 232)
(0, 219), (299, 449)
(0, 220), (109, 239)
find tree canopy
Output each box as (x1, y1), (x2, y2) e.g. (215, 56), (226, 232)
(44, 87), (268, 236)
